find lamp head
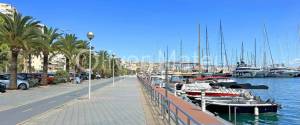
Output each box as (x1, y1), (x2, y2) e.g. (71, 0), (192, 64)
(87, 32), (94, 40)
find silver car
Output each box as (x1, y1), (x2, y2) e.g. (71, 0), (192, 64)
(0, 74), (29, 90)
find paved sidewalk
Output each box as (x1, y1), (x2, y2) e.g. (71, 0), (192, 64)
(0, 79), (111, 112)
(21, 77), (152, 125)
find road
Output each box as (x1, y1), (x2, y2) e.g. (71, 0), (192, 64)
(0, 78), (121, 125)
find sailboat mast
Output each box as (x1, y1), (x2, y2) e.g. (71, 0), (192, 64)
(220, 20), (230, 71)
(241, 42), (244, 62)
(206, 26), (209, 72)
(180, 40), (183, 72)
(198, 24), (201, 73)
(220, 21), (223, 69)
(165, 46), (168, 83)
(264, 24), (274, 67)
(254, 38), (257, 67)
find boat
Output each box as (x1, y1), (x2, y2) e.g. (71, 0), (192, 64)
(194, 75), (268, 89)
(266, 65), (300, 77)
(180, 82), (246, 100)
(232, 61), (266, 78)
(195, 96), (279, 114)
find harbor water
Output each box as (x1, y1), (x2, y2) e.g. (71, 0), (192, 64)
(219, 78), (300, 125)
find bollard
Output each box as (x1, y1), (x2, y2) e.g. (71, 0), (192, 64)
(201, 90), (206, 112)
(254, 106), (259, 116)
(229, 105), (231, 121)
(234, 107), (237, 125)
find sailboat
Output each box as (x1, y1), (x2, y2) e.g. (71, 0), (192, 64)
(215, 20), (232, 77)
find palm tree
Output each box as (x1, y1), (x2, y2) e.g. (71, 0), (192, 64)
(36, 26), (60, 85)
(76, 40), (89, 71)
(55, 34), (82, 82)
(0, 12), (40, 89)
(0, 44), (9, 73)
(22, 43), (40, 73)
(96, 50), (110, 77)
(55, 34), (77, 73)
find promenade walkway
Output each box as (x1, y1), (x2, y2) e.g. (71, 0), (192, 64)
(20, 77), (158, 125)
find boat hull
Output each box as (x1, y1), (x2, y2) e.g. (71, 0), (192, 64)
(206, 104), (278, 114)
(186, 91), (240, 97)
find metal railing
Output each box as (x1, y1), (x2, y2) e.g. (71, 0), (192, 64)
(138, 76), (202, 125)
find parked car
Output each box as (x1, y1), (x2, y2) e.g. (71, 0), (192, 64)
(69, 73), (74, 81)
(47, 73), (55, 84)
(18, 73), (41, 87)
(96, 74), (101, 79)
(0, 83), (6, 93)
(81, 73), (89, 80)
(0, 74), (29, 90)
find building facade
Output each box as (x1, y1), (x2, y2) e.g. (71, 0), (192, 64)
(0, 3), (16, 16)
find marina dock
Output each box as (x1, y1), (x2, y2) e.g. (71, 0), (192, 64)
(138, 76), (231, 125)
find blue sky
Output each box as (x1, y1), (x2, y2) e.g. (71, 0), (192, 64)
(3, 0), (300, 66)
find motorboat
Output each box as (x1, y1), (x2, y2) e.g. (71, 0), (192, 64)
(194, 96), (279, 114)
(180, 82), (245, 100)
(266, 65), (300, 77)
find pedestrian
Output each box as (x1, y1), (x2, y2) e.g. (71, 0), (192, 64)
(75, 74), (81, 84)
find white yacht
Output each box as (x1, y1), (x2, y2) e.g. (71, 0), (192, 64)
(266, 65), (300, 77)
(232, 61), (266, 78)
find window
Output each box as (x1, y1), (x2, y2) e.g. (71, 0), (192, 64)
(0, 75), (8, 80)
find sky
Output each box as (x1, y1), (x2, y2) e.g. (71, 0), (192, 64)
(2, 0), (300, 66)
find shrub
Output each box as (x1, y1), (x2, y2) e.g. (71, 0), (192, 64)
(28, 78), (39, 87)
(53, 70), (68, 84)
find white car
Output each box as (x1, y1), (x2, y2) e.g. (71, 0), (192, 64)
(0, 74), (29, 90)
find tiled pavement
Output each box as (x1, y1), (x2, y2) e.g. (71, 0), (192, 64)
(0, 79), (112, 112)
(21, 77), (149, 125)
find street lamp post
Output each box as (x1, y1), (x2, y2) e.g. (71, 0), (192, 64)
(112, 55), (115, 86)
(87, 32), (94, 100)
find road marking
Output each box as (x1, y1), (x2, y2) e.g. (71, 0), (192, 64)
(48, 101), (56, 104)
(22, 108), (32, 112)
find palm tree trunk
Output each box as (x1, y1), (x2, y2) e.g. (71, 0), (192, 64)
(66, 58), (70, 73)
(73, 65), (76, 83)
(28, 54), (32, 73)
(41, 53), (48, 85)
(9, 50), (18, 89)
(65, 57), (70, 82)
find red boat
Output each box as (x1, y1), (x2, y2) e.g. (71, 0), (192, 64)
(194, 76), (229, 81)
(180, 82), (245, 99)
